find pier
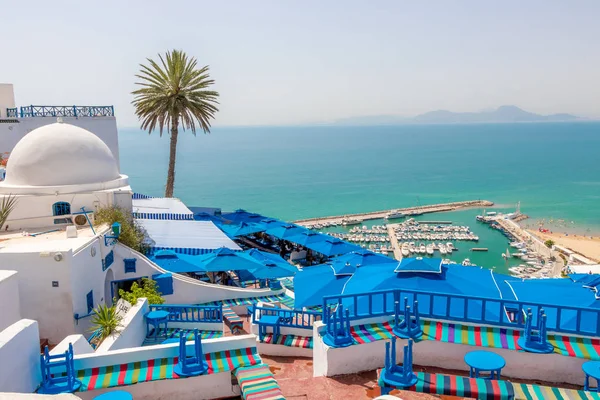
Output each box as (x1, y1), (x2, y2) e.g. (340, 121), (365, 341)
(387, 223), (403, 260)
(294, 200), (493, 227)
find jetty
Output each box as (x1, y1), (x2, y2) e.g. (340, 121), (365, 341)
(294, 200), (493, 227)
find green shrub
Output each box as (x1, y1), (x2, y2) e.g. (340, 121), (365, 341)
(544, 239), (555, 248)
(95, 206), (149, 254)
(89, 304), (122, 345)
(0, 194), (17, 231)
(119, 278), (165, 305)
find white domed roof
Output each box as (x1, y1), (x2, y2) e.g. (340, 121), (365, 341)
(3, 122), (120, 187)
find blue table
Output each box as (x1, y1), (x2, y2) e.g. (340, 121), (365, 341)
(257, 315), (280, 341)
(464, 350), (506, 380)
(146, 310), (170, 339)
(583, 361), (600, 391)
(93, 390), (133, 399)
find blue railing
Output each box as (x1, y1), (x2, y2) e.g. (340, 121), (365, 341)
(17, 105), (114, 118)
(252, 305), (321, 330)
(322, 288), (600, 337)
(149, 304), (223, 323)
(6, 108), (18, 118)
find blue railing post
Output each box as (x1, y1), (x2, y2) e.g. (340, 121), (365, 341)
(73, 106), (77, 117)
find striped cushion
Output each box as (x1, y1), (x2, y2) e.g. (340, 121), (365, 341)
(260, 333), (313, 349)
(513, 383), (600, 400)
(236, 364), (285, 400)
(223, 304), (244, 333)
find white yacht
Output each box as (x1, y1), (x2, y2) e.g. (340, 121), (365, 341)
(385, 210), (405, 220)
(426, 244), (434, 255)
(446, 242), (455, 251)
(419, 243), (427, 254)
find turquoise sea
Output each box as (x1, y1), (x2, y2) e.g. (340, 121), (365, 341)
(120, 122), (600, 272)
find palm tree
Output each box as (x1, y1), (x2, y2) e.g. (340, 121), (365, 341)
(132, 50), (219, 197)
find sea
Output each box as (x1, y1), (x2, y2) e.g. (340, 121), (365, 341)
(120, 122), (600, 274)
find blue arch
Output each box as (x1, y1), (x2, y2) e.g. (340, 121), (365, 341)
(52, 202), (71, 216)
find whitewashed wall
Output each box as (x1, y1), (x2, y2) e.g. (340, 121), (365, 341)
(0, 117), (120, 168)
(96, 299), (149, 352)
(112, 244), (285, 304)
(0, 319), (41, 393)
(0, 251), (75, 342)
(0, 271), (21, 332)
(50, 334), (95, 356)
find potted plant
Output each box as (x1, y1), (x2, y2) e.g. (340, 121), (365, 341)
(89, 304), (122, 348)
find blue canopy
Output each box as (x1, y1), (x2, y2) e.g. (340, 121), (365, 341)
(258, 218), (286, 229)
(329, 250), (392, 275)
(294, 264), (351, 309)
(240, 249), (298, 279)
(194, 247), (263, 272)
(265, 224), (308, 240)
(394, 257), (442, 274)
(305, 237), (362, 257)
(152, 250), (207, 274)
(220, 222), (265, 238)
(285, 231), (329, 247)
(221, 209), (267, 224)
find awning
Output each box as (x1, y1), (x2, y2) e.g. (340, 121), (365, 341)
(285, 231), (329, 247)
(220, 222), (265, 238)
(133, 197), (193, 220)
(265, 224), (308, 240)
(305, 238), (362, 257)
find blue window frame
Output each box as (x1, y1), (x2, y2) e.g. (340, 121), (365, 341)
(102, 250), (114, 271)
(124, 258), (137, 273)
(86, 290), (94, 314)
(52, 202), (71, 216)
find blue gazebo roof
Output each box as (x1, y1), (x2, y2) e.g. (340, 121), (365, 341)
(220, 222), (265, 238)
(265, 224), (308, 240)
(305, 238), (362, 257)
(286, 231), (328, 247)
(394, 257), (442, 274)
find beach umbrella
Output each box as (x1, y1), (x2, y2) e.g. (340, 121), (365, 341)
(285, 231), (329, 247)
(258, 218), (286, 230)
(306, 238), (364, 257)
(294, 264), (352, 309)
(265, 224), (308, 240)
(240, 248), (298, 279)
(221, 209), (266, 224)
(194, 247), (263, 272)
(220, 222), (265, 238)
(152, 250), (208, 274)
(328, 249), (392, 275)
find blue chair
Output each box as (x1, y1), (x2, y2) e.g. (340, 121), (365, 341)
(517, 308), (553, 354)
(392, 298), (423, 339)
(380, 337), (418, 394)
(173, 329), (208, 377)
(38, 343), (82, 394)
(323, 306), (353, 348)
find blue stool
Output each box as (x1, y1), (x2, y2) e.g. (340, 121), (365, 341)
(93, 390), (133, 399)
(145, 310), (170, 339)
(583, 361), (600, 392)
(464, 350), (505, 380)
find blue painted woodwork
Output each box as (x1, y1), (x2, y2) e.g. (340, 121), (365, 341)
(583, 361), (600, 391)
(152, 273), (174, 295)
(102, 250), (114, 271)
(380, 338), (418, 394)
(38, 343), (81, 394)
(251, 305), (320, 330)
(322, 287), (600, 337)
(149, 304), (223, 323)
(393, 298), (423, 339)
(18, 105), (114, 118)
(52, 202), (71, 216)
(174, 329), (208, 377)
(323, 306), (353, 347)
(145, 310), (170, 339)
(256, 315), (281, 341)
(124, 258), (136, 273)
(518, 308), (554, 353)
(464, 350), (506, 379)
(6, 107), (18, 118)
(86, 290), (94, 314)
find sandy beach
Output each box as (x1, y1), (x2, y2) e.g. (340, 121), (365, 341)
(526, 229), (600, 263)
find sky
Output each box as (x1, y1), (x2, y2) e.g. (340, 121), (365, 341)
(1, 0), (599, 127)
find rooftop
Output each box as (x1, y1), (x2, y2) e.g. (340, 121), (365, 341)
(0, 225), (108, 253)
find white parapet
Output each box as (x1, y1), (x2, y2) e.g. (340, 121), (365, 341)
(0, 271), (21, 332)
(0, 319), (42, 394)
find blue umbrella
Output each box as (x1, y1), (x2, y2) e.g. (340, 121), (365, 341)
(286, 231), (329, 247)
(328, 250), (392, 275)
(195, 247), (263, 272)
(265, 224), (308, 240)
(241, 249), (298, 278)
(294, 264), (351, 309)
(152, 250), (207, 274)
(221, 209), (266, 224)
(220, 222), (265, 238)
(306, 237), (363, 257)
(258, 218), (286, 230)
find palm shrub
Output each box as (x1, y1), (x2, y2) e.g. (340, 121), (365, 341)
(95, 206), (149, 254)
(119, 278), (165, 305)
(89, 304), (122, 345)
(0, 194), (17, 231)
(544, 239), (555, 248)
(132, 49), (220, 197)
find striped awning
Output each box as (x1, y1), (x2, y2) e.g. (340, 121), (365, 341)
(133, 197), (194, 221)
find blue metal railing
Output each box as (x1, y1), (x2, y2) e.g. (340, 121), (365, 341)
(322, 288), (600, 337)
(149, 304), (223, 323)
(17, 105), (114, 118)
(252, 305), (321, 329)
(6, 108), (18, 118)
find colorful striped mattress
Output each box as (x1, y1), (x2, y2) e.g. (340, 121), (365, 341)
(223, 304), (244, 334)
(202, 293), (295, 309)
(75, 347), (261, 392)
(235, 363), (285, 400)
(260, 333), (313, 349)
(379, 371), (600, 400)
(143, 328), (222, 346)
(350, 319), (600, 361)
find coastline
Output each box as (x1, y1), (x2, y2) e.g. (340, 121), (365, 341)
(526, 229), (600, 263)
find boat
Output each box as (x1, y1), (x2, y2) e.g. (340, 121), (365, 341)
(342, 218), (362, 226)
(446, 242), (454, 251)
(461, 258), (473, 266)
(439, 245), (447, 255)
(426, 244), (434, 255)
(401, 247), (410, 257)
(419, 243), (426, 254)
(385, 210), (405, 220)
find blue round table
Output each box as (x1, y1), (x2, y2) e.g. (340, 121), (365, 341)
(146, 310), (170, 339)
(93, 390), (133, 399)
(583, 361), (600, 391)
(464, 350), (506, 380)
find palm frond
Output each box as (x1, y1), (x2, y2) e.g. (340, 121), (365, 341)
(0, 194), (18, 231)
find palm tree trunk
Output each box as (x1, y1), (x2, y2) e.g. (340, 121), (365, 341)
(165, 117), (179, 198)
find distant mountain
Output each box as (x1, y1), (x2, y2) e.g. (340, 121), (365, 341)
(334, 106), (581, 125)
